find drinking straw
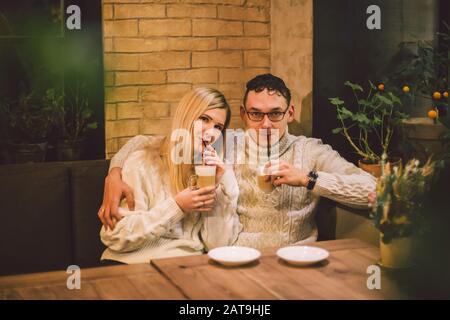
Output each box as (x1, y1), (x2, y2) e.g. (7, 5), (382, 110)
(267, 131), (271, 159)
(202, 140), (207, 165)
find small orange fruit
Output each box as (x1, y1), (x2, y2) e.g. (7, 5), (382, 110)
(433, 91), (442, 100)
(378, 84), (385, 91)
(444, 91), (449, 98)
(428, 109), (438, 119)
(402, 85), (410, 93)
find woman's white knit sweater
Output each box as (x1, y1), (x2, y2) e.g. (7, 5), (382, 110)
(107, 133), (376, 252)
(100, 136), (242, 264)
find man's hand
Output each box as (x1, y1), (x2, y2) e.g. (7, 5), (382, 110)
(265, 160), (310, 188)
(98, 167), (135, 230)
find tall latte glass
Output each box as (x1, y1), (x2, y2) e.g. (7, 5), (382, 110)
(257, 165), (274, 193)
(195, 165), (216, 188)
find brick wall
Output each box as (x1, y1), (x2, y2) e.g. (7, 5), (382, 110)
(102, 0), (271, 158)
(272, 0), (313, 137)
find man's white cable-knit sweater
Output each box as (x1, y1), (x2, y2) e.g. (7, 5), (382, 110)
(100, 136), (242, 264)
(107, 133), (376, 251)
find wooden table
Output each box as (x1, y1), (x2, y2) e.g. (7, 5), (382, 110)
(0, 239), (403, 300)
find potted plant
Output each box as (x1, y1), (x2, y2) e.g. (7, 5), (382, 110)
(382, 24), (450, 162)
(43, 83), (98, 161)
(401, 107), (449, 163)
(372, 156), (442, 268)
(1, 90), (54, 163)
(383, 23), (450, 117)
(329, 81), (408, 177)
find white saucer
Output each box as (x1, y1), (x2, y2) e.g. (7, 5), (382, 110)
(208, 246), (261, 266)
(277, 246), (329, 266)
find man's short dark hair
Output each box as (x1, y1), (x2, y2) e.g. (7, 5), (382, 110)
(243, 73), (291, 107)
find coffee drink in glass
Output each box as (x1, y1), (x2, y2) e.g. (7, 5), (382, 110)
(195, 165), (216, 188)
(257, 165), (274, 193)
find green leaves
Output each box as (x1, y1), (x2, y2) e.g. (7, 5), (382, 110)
(81, 108), (93, 120)
(87, 122), (98, 130)
(332, 127), (343, 134)
(368, 80), (377, 90)
(344, 81), (364, 92)
(329, 80), (409, 161)
(374, 93), (393, 106)
(329, 97), (344, 106)
(373, 116), (382, 126)
(388, 92), (402, 105)
(385, 28), (449, 102)
(358, 99), (371, 107)
(338, 106), (353, 120)
(352, 112), (370, 125)
(392, 111), (409, 124)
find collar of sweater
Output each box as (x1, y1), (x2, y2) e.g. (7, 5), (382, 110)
(244, 129), (300, 163)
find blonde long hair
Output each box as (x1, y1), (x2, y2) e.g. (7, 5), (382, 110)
(162, 87), (231, 194)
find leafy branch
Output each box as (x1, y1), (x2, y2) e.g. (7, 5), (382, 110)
(329, 81), (408, 163)
(42, 82), (98, 144)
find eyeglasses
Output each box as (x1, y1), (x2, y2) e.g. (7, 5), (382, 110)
(243, 106), (290, 122)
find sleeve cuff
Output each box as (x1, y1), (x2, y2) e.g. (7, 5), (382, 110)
(109, 157), (124, 173)
(311, 171), (374, 209)
(217, 169), (239, 201)
(311, 171), (337, 197)
(162, 197), (186, 226)
(116, 196), (185, 228)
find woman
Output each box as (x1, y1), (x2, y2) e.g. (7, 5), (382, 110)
(100, 88), (242, 264)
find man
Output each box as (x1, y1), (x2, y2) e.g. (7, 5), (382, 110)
(98, 74), (375, 249)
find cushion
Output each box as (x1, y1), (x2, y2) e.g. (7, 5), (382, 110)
(315, 197), (337, 241)
(0, 163), (72, 275)
(70, 160), (109, 268)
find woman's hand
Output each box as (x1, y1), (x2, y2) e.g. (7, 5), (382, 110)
(174, 185), (217, 213)
(203, 145), (227, 183)
(265, 160), (310, 187)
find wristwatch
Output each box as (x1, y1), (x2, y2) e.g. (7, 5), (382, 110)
(306, 170), (318, 190)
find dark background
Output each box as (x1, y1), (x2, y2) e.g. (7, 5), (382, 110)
(0, 0), (105, 161)
(313, 0), (450, 163)
(312, 1), (450, 298)
(1, 0), (449, 164)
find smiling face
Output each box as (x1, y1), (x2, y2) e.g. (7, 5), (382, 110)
(240, 88), (294, 144)
(193, 108), (227, 153)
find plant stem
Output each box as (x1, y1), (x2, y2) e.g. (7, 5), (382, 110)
(338, 113), (370, 159)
